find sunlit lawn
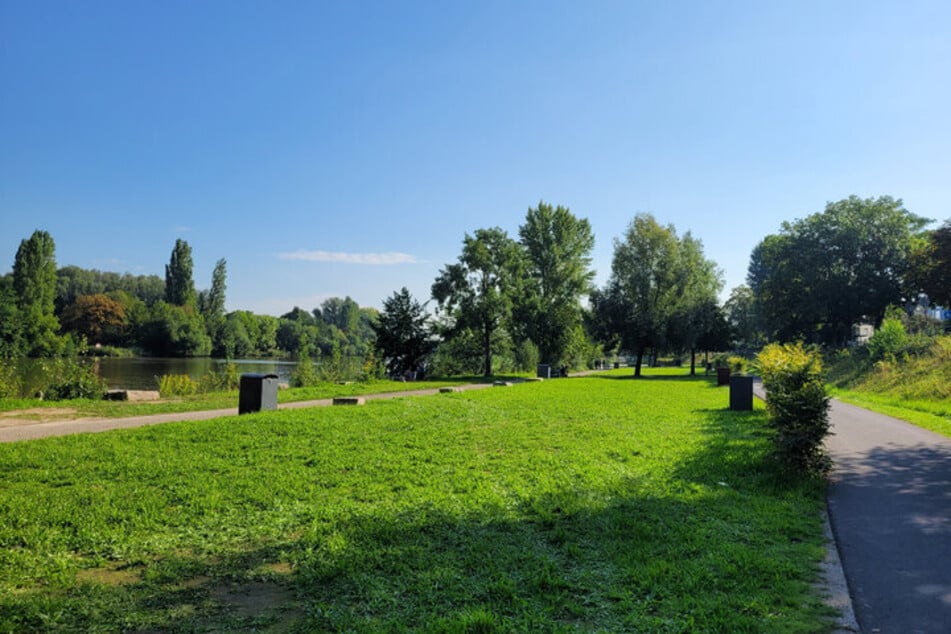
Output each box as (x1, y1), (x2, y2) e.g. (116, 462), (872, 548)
(0, 370), (834, 632)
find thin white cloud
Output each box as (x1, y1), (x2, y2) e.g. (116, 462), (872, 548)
(278, 250), (419, 265)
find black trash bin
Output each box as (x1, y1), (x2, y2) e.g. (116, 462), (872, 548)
(239, 373), (279, 414)
(537, 364), (551, 379)
(729, 375), (754, 411)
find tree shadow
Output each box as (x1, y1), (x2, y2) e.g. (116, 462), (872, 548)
(827, 442), (951, 632)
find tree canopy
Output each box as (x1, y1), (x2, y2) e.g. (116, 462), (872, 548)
(12, 230), (62, 356)
(515, 202), (595, 366)
(372, 287), (433, 377)
(592, 214), (720, 376)
(165, 239), (197, 307)
(432, 227), (522, 377)
(748, 196), (929, 345)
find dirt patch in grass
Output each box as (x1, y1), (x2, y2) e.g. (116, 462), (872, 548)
(76, 562), (143, 586)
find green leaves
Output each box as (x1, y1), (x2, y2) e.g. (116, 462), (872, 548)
(757, 343), (831, 474)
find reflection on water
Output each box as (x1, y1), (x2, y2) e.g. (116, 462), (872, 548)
(95, 358), (298, 390)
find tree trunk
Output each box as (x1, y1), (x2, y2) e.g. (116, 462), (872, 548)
(690, 348), (696, 376)
(483, 325), (492, 377)
(634, 347), (644, 377)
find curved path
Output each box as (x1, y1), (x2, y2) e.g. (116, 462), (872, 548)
(825, 400), (951, 633)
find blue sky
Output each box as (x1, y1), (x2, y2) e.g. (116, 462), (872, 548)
(2, 1), (949, 315)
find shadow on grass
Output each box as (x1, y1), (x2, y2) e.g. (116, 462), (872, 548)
(828, 441), (951, 632)
(586, 372), (720, 383)
(1, 406), (833, 633)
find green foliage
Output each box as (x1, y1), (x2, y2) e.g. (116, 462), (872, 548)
(749, 195), (929, 345)
(757, 343), (831, 475)
(140, 302), (211, 357)
(196, 363), (241, 392)
(42, 359), (106, 400)
(515, 201), (595, 366)
(0, 373), (833, 632)
(359, 348), (386, 382)
(429, 330), (485, 377)
(909, 219), (951, 307)
(432, 227), (522, 377)
(158, 373), (199, 397)
(12, 230), (64, 356)
(594, 214), (721, 377)
(372, 287), (434, 377)
(867, 317), (908, 361)
(513, 338), (540, 373)
(164, 238), (197, 307)
(0, 358), (104, 400)
(290, 349), (318, 388)
(726, 355), (750, 375)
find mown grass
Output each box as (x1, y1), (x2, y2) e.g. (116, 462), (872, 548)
(0, 370), (834, 632)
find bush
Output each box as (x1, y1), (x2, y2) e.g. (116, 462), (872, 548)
(197, 363), (240, 392)
(158, 374), (198, 398)
(867, 317), (908, 362)
(290, 349), (318, 388)
(514, 339), (540, 373)
(757, 343), (831, 475)
(727, 355), (750, 375)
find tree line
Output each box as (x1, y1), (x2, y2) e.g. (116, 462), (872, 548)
(373, 197), (949, 378)
(4, 196), (949, 377)
(0, 234), (378, 361)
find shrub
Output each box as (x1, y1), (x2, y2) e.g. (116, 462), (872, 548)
(867, 317), (908, 362)
(757, 343), (831, 475)
(290, 349), (318, 388)
(197, 363), (240, 392)
(727, 355), (750, 375)
(158, 374), (198, 398)
(514, 339), (540, 373)
(359, 348), (386, 382)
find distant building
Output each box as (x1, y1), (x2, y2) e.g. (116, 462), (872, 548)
(851, 323), (874, 345)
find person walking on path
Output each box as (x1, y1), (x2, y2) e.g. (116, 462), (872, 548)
(825, 399), (951, 633)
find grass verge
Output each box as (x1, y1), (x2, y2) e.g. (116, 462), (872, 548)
(0, 370), (834, 632)
(829, 388), (951, 439)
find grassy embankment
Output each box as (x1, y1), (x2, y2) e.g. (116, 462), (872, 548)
(0, 369), (835, 632)
(826, 336), (951, 439)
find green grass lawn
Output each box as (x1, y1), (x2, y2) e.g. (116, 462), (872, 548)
(0, 370), (834, 632)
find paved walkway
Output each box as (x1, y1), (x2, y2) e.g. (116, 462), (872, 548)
(0, 383), (495, 443)
(825, 399), (951, 633)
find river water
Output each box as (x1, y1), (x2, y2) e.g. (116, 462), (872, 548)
(93, 357), (300, 390)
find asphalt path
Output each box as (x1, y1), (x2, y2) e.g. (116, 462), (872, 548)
(825, 399), (951, 633)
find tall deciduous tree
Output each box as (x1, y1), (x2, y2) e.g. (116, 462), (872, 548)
(372, 287), (433, 377)
(594, 214), (683, 377)
(723, 285), (766, 351)
(165, 239), (197, 307)
(13, 230), (63, 356)
(911, 219), (951, 308)
(0, 276), (22, 358)
(432, 227), (522, 377)
(516, 202), (595, 366)
(666, 233), (723, 374)
(749, 196), (929, 345)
